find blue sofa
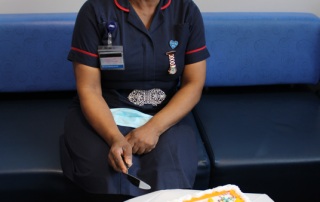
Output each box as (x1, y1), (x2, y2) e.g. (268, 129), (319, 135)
(0, 12), (320, 202)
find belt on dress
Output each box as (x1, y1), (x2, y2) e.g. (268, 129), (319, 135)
(128, 88), (166, 106)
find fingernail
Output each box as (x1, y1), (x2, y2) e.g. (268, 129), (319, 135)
(126, 160), (132, 166)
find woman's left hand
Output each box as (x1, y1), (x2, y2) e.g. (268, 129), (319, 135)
(125, 124), (160, 155)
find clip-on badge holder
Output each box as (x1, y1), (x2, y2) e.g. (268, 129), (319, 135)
(98, 21), (125, 70)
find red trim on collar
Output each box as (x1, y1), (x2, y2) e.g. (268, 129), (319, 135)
(115, 0), (171, 12)
(71, 47), (98, 57)
(161, 0), (171, 10)
(115, 0), (130, 12)
(185, 46), (207, 55)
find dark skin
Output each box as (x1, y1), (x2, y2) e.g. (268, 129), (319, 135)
(74, 0), (207, 174)
(128, 0), (159, 30)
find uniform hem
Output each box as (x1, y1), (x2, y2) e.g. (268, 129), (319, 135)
(185, 45), (207, 55)
(71, 47), (99, 57)
(185, 48), (210, 65)
(68, 50), (100, 68)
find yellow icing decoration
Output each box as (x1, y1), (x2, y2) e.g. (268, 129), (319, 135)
(208, 198), (214, 202)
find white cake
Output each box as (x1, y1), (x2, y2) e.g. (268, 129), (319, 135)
(167, 185), (251, 202)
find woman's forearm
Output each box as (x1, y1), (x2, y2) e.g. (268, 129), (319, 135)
(146, 81), (202, 134)
(144, 60), (206, 135)
(73, 62), (132, 171)
(78, 88), (124, 146)
(73, 61), (124, 146)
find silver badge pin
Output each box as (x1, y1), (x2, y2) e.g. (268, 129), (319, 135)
(166, 51), (177, 75)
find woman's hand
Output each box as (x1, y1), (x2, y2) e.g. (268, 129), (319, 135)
(108, 136), (133, 173)
(125, 125), (161, 155)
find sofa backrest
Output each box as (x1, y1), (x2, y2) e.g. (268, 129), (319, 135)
(203, 12), (320, 87)
(0, 12), (320, 92)
(0, 13), (77, 92)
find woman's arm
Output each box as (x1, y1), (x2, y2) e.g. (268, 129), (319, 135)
(125, 60), (206, 154)
(73, 62), (132, 173)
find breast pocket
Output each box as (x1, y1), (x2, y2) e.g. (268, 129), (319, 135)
(171, 23), (190, 77)
(173, 23), (190, 51)
(155, 23), (190, 81)
(98, 21), (126, 82)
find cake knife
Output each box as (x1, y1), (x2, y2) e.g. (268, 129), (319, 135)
(122, 156), (151, 190)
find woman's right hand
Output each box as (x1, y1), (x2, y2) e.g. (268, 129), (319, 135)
(108, 136), (133, 173)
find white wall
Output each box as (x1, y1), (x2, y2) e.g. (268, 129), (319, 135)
(0, 0), (319, 17)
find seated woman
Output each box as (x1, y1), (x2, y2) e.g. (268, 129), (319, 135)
(60, 0), (210, 201)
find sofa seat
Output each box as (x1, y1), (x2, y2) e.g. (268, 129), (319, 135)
(0, 93), (210, 200)
(0, 96), (85, 200)
(193, 86), (320, 201)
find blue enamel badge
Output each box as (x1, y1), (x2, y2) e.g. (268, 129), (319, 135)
(169, 40), (178, 49)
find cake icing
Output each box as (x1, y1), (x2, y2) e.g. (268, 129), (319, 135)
(167, 185), (251, 202)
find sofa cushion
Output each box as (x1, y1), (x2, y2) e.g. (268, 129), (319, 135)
(0, 98), (84, 196)
(202, 12), (320, 87)
(193, 86), (320, 201)
(0, 13), (77, 92)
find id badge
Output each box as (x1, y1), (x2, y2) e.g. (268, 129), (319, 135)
(98, 46), (124, 70)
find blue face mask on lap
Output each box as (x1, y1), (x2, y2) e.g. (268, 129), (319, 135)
(110, 108), (153, 128)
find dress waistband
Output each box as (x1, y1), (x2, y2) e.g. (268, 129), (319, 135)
(101, 88), (177, 115)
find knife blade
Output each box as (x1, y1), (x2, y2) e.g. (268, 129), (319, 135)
(124, 172), (151, 190)
(122, 156), (151, 190)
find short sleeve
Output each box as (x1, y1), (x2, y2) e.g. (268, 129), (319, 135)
(184, 3), (210, 65)
(67, 1), (101, 68)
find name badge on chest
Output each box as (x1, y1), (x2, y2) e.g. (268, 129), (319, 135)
(98, 21), (124, 70)
(98, 46), (124, 70)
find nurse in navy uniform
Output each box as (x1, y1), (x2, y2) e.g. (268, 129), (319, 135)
(60, 0), (210, 201)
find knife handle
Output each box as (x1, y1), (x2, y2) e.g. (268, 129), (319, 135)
(121, 155), (130, 172)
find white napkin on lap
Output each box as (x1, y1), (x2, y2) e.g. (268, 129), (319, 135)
(125, 189), (274, 202)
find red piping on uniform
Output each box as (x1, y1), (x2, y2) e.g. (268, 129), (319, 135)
(115, 0), (170, 12)
(185, 46), (206, 55)
(115, 0), (130, 12)
(71, 47), (98, 57)
(161, 0), (171, 10)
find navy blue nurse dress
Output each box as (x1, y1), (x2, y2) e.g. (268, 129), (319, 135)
(60, 0), (210, 197)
